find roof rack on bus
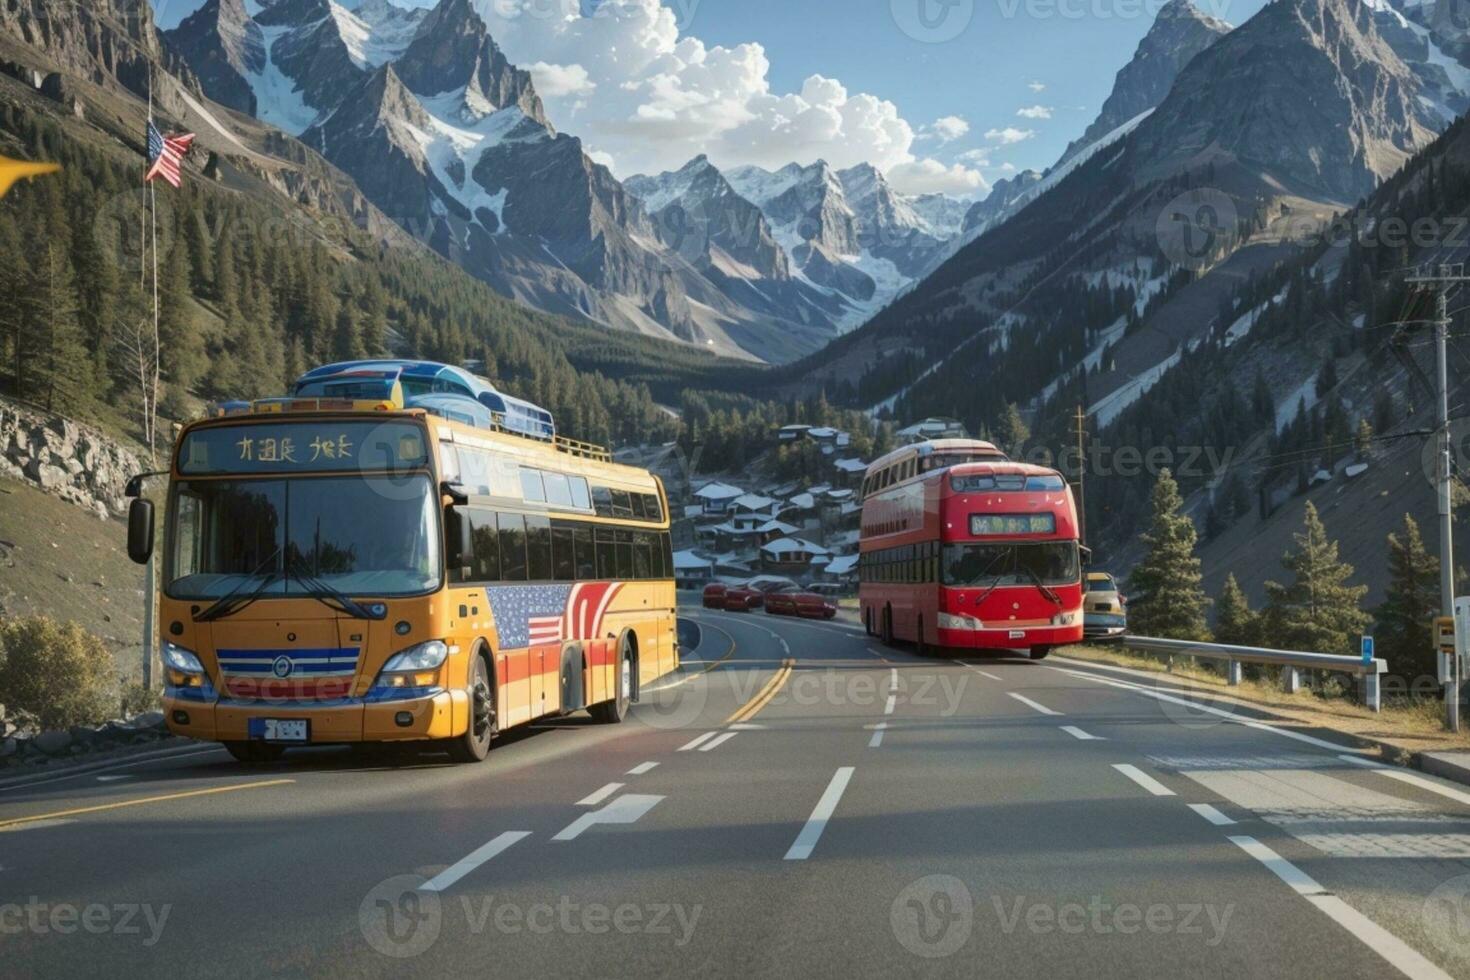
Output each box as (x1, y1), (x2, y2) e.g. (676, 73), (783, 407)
(291, 360), (560, 442)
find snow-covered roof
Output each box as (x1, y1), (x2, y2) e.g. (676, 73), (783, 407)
(825, 554), (859, 575)
(779, 424), (812, 433)
(787, 492), (816, 509)
(808, 427), (839, 439)
(683, 504), (704, 519)
(826, 488), (854, 500)
(733, 493), (779, 511)
(673, 550), (714, 571)
(834, 458), (867, 473)
(760, 537), (831, 556)
(758, 520), (800, 535)
(694, 481), (744, 500)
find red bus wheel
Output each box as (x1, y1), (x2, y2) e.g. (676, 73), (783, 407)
(1029, 645), (1052, 661)
(881, 607), (895, 647)
(915, 616), (928, 657)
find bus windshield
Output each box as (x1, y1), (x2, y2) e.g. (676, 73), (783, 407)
(943, 541), (1079, 588)
(166, 475), (441, 599)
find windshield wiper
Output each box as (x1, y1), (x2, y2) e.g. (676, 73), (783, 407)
(969, 547), (1015, 608)
(194, 549), (285, 622)
(288, 567), (383, 621)
(1019, 565), (1062, 606)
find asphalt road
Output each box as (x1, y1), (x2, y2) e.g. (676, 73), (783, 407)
(6, 605), (1470, 978)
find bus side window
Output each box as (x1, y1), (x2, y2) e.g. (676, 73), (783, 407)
(644, 494), (663, 523)
(520, 468), (546, 503)
(471, 508), (501, 582)
(595, 527), (617, 580)
(630, 493), (647, 521)
(632, 532), (653, 580)
(592, 486), (613, 517)
(611, 490), (634, 519)
(573, 525), (596, 579)
(551, 525), (576, 581)
(543, 471), (574, 508)
(570, 477), (591, 511)
(525, 515), (553, 581)
(661, 533), (674, 580)
(497, 513), (528, 582)
(615, 529), (635, 580)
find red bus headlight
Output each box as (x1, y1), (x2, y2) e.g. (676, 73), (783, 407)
(937, 612), (981, 631)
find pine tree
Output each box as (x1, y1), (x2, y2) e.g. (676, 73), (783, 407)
(1354, 417), (1374, 459)
(994, 402), (1029, 458)
(1214, 573), (1260, 647)
(21, 245), (90, 411)
(1264, 502), (1371, 655)
(1375, 514), (1440, 680)
(1127, 469), (1211, 640)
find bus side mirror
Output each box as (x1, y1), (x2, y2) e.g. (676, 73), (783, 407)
(446, 507), (474, 569)
(441, 481), (469, 506)
(1079, 546), (1093, 567)
(127, 498), (155, 565)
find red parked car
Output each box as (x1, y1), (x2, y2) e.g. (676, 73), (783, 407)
(723, 584), (764, 611)
(764, 585), (838, 619)
(702, 583), (728, 609)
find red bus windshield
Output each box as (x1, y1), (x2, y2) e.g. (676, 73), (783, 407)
(942, 541), (1079, 588)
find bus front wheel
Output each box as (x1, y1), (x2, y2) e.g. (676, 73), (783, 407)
(447, 654), (496, 763)
(1029, 645), (1052, 661)
(590, 637), (633, 724)
(881, 607), (895, 647)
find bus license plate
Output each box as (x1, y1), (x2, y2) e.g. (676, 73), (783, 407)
(1009, 630), (1026, 640)
(249, 718), (310, 742)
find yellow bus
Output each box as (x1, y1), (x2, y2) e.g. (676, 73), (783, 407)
(126, 361), (678, 764)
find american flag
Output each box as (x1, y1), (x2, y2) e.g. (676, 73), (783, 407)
(145, 121), (195, 188)
(485, 583), (624, 650)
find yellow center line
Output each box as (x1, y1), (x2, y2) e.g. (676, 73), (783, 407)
(727, 658), (795, 725)
(0, 779), (296, 831)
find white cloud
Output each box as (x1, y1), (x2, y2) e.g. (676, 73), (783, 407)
(956, 149), (991, 166)
(925, 115), (970, 143)
(985, 127), (1036, 145)
(472, 0), (941, 181)
(1028, 81), (1046, 92)
(999, 162), (1017, 172)
(587, 149), (617, 170)
(525, 62), (596, 98)
(1016, 105), (1052, 120)
(887, 159), (989, 196)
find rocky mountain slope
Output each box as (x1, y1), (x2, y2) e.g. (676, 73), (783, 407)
(160, 0), (964, 361)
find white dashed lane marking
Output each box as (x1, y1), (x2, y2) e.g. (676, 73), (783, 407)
(1008, 692), (1060, 716)
(1188, 803), (1236, 826)
(700, 732), (739, 752)
(576, 783), (624, 807)
(785, 768), (855, 861)
(1059, 725), (1101, 741)
(627, 762), (659, 775)
(420, 831), (531, 893)
(553, 795), (664, 843)
(678, 732), (717, 752)
(1112, 764), (1176, 797)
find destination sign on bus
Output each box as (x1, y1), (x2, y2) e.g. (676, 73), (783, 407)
(969, 513), (1057, 536)
(178, 420), (429, 475)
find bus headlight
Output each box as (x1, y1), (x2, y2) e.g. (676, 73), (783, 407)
(1051, 611), (1079, 627)
(372, 640), (450, 693)
(162, 642), (206, 688)
(938, 612), (982, 631)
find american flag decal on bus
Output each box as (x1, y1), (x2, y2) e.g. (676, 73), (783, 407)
(486, 583), (625, 650)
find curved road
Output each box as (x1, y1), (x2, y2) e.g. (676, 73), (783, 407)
(5, 605), (1470, 978)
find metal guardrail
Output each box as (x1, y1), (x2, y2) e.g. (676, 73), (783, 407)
(1121, 635), (1387, 712)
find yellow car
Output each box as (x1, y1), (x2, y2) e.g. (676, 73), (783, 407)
(1083, 571), (1127, 642)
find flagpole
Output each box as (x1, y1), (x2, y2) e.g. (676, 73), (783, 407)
(143, 61), (158, 693)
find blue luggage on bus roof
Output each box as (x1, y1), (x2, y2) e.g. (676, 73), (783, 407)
(293, 361), (556, 440)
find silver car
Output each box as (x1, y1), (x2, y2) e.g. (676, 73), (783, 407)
(1083, 571), (1127, 642)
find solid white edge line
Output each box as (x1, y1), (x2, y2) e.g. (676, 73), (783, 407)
(1339, 754), (1470, 808)
(627, 762), (659, 775)
(1112, 763), (1175, 797)
(785, 767), (855, 861)
(868, 729), (885, 748)
(420, 831), (531, 893)
(1188, 803), (1235, 826)
(1059, 725), (1101, 741)
(699, 732), (739, 752)
(1228, 835), (1454, 980)
(1007, 692), (1061, 716)
(678, 732), (717, 752)
(576, 782), (625, 807)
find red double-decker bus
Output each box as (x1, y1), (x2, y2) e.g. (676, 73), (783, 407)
(858, 440), (1085, 659)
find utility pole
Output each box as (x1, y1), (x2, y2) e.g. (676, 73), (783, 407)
(1073, 405), (1088, 546)
(1407, 264), (1465, 731)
